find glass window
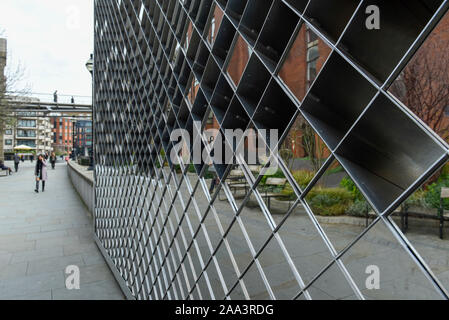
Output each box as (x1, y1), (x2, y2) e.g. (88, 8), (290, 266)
(16, 140), (36, 148)
(306, 46), (319, 88)
(17, 130), (36, 138)
(5, 139), (12, 145)
(5, 129), (12, 135)
(306, 27), (320, 88)
(209, 17), (216, 44)
(184, 33), (189, 50)
(307, 28), (319, 44)
(18, 120), (36, 128)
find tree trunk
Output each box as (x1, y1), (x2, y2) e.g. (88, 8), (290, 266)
(0, 128), (4, 162)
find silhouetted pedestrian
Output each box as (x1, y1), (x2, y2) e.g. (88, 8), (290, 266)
(71, 96), (75, 104)
(53, 90), (58, 103)
(13, 153), (20, 172)
(34, 155), (48, 193)
(50, 152), (57, 170)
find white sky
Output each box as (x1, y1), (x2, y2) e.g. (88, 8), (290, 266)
(0, 0), (94, 102)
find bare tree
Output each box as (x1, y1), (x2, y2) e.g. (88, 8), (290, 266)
(390, 29), (449, 141)
(0, 31), (31, 161)
(282, 116), (328, 173)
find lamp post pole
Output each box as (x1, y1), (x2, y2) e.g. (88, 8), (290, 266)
(86, 54), (94, 171)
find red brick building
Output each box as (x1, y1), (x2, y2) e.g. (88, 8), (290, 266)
(188, 5), (449, 161)
(51, 117), (73, 154)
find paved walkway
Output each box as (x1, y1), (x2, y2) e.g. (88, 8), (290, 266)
(0, 161), (124, 300)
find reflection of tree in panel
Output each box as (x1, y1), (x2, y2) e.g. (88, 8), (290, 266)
(281, 116), (329, 173)
(390, 16), (449, 141)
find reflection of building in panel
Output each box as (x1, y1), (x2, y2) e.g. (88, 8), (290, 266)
(93, 0), (449, 301)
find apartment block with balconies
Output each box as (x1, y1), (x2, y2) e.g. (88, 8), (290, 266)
(3, 110), (54, 158)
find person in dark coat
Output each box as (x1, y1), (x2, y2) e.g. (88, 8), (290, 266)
(0, 161), (12, 175)
(34, 155), (48, 193)
(14, 154), (20, 172)
(50, 152), (57, 170)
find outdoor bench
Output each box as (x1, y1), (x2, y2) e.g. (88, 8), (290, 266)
(401, 187), (449, 239)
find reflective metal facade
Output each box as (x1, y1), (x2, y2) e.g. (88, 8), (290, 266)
(94, 0), (449, 300)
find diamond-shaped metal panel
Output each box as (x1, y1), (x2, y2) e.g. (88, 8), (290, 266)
(93, 0), (449, 300)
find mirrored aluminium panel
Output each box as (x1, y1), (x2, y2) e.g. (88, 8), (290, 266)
(94, 0), (449, 300)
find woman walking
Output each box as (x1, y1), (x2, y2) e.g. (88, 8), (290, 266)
(34, 154), (48, 193)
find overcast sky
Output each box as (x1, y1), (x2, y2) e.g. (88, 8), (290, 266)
(0, 0), (94, 103)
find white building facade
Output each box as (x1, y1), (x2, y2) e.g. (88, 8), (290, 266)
(3, 111), (54, 157)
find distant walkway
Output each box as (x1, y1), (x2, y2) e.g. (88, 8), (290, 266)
(0, 161), (123, 300)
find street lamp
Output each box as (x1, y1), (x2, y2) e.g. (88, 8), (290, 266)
(85, 53), (94, 170)
(85, 54), (94, 75)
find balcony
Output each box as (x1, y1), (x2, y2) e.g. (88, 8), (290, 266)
(16, 135), (36, 140)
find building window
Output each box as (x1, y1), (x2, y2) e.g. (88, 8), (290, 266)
(208, 17), (216, 45)
(18, 120), (36, 128)
(184, 33), (189, 50)
(5, 129), (12, 135)
(306, 28), (319, 89)
(307, 27), (319, 43)
(17, 130), (36, 138)
(5, 139), (12, 146)
(16, 140), (36, 148)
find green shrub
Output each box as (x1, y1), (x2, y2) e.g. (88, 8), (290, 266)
(280, 170), (314, 199)
(346, 199), (371, 217)
(186, 163), (196, 173)
(292, 170), (315, 189)
(440, 163), (449, 177)
(78, 156), (90, 166)
(425, 177), (449, 210)
(204, 168), (214, 180)
(306, 187), (353, 216)
(402, 189), (428, 210)
(340, 177), (363, 201)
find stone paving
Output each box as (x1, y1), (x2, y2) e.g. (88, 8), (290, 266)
(0, 161), (124, 300)
(3, 160), (448, 300)
(175, 173), (449, 299)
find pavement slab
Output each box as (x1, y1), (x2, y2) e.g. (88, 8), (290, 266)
(0, 161), (124, 300)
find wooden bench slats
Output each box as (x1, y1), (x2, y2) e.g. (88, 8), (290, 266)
(265, 178), (287, 185)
